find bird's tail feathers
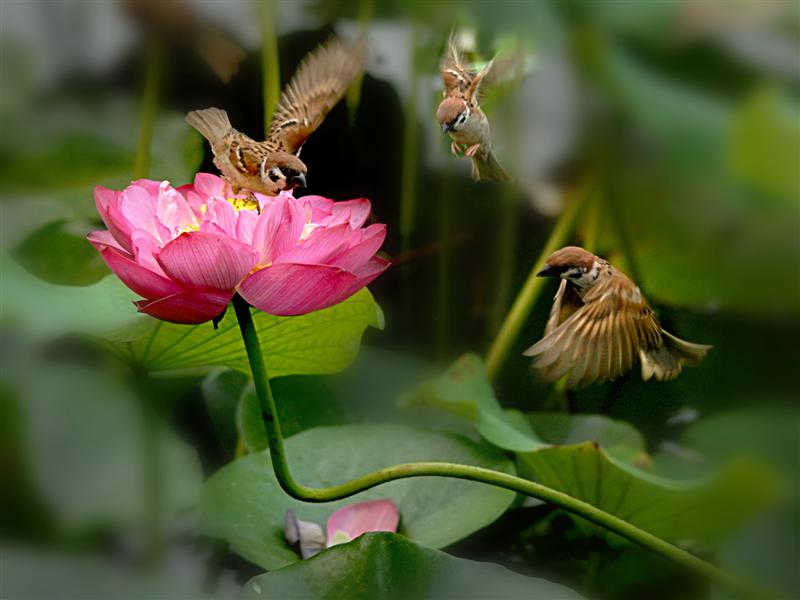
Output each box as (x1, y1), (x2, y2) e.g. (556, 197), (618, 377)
(185, 107), (232, 143)
(639, 331), (711, 381)
(471, 150), (510, 182)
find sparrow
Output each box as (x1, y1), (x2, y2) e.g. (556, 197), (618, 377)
(436, 33), (512, 182)
(186, 37), (365, 196)
(524, 246), (711, 388)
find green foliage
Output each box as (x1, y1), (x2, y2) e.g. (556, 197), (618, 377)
(0, 97), (202, 288)
(200, 424), (516, 570)
(242, 533), (585, 600)
(4, 360), (201, 530)
(587, 46), (799, 315)
(519, 443), (778, 546)
(1, 546), (206, 599)
(408, 354), (780, 547)
(12, 219), (108, 285)
(403, 354), (646, 463)
(1, 255), (148, 342)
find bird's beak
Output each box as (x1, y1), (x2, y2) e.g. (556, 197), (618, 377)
(291, 172), (307, 189)
(441, 123), (451, 134)
(536, 264), (559, 277)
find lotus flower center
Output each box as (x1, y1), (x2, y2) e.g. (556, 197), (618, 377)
(226, 196), (260, 212)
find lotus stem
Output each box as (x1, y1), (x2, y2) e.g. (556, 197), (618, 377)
(260, 1), (280, 136)
(232, 293), (768, 599)
(435, 167), (454, 359)
(133, 39), (163, 179)
(399, 22), (419, 254)
(345, 0), (373, 123)
(484, 181), (591, 381)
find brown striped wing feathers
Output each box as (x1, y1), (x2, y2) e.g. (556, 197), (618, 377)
(267, 37), (365, 155)
(524, 272), (662, 388)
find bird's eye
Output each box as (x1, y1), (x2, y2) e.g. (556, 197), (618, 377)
(268, 167), (283, 182)
(568, 269), (584, 279)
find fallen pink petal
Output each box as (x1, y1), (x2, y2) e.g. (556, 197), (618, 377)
(325, 499), (400, 547)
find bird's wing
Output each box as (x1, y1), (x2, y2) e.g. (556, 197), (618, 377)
(544, 279), (584, 336)
(227, 133), (264, 177)
(467, 50), (522, 106)
(524, 272), (662, 387)
(267, 37), (365, 155)
(440, 33), (475, 97)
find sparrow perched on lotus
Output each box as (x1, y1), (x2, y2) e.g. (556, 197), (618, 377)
(436, 33), (515, 182)
(186, 37), (365, 197)
(524, 246), (711, 387)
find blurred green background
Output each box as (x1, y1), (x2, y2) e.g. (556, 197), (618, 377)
(1, 1), (798, 599)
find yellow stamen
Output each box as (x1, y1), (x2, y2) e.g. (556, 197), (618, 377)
(179, 222), (200, 233)
(226, 197), (260, 212)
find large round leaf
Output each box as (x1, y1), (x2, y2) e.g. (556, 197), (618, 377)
(200, 424), (516, 570)
(518, 442), (779, 546)
(243, 533), (584, 600)
(1, 255), (147, 342)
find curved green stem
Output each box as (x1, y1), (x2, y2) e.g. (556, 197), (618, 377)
(133, 39), (163, 179)
(232, 294), (767, 599)
(484, 182), (590, 381)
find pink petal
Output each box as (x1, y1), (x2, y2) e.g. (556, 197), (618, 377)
(135, 289), (232, 324)
(95, 186), (133, 252)
(332, 198), (372, 228)
(252, 195), (307, 264)
(237, 262), (358, 316)
(329, 224), (386, 270)
(326, 499), (399, 546)
(303, 197), (372, 228)
(176, 185), (206, 216)
(303, 195), (334, 222)
(275, 223), (354, 265)
(88, 231), (183, 300)
(87, 229), (123, 250)
(329, 256), (390, 307)
(235, 209), (259, 245)
(119, 183), (165, 242)
(129, 179), (163, 195)
(130, 229), (166, 275)
(192, 172), (227, 199)
(156, 181), (198, 235)
(156, 231), (257, 291)
(203, 197), (238, 238)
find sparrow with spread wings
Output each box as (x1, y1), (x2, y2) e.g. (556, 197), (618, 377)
(186, 37), (365, 196)
(436, 34), (513, 182)
(524, 246), (711, 388)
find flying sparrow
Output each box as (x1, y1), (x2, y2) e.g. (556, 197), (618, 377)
(436, 34), (513, 182)
(186, 37), (365, 196)
(524, 246), (711, 388)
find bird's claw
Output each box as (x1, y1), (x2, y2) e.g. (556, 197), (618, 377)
(465, 144), (481, 158)
(450, 141), (464, 156)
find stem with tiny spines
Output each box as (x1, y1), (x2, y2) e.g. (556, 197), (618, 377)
(133, 40), (163, 179)
(484, 180), (592, 381)
(232, 293), (770, 599)
(259, 1), (280, 137)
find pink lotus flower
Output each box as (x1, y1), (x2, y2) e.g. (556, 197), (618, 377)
(285, 499), (400, 559)
(88, 173), (388, 324)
